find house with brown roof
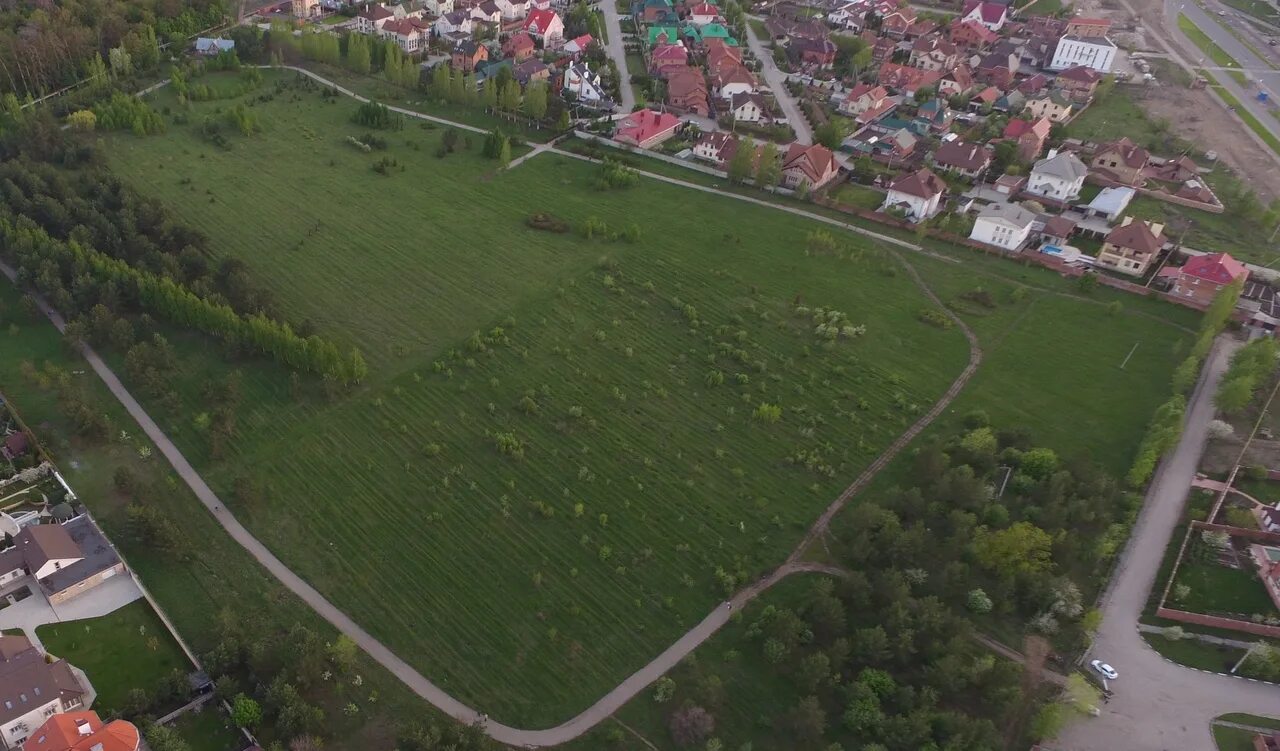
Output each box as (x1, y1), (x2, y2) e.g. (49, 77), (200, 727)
(876, 63), (942, 97)
(1055, 65), (1102, 100)
(514, 57), (551, 86)
(976, 50), (1019, 89)
(938, 64), (975, 96)
(960, 0), (1008, 31)
(781, 143), (839, 190)
(0, 515), (127, 608)
(949, 18), (999, 50)
(1065, 16), (1111, 38)
(930, 139), (991, 179)
(356, 3), (396, 33)
(379, 17), (432, 53)
(665, 66), (710, 116)
(882, 167), (947, 222)
(879, 7), (917, 38)
(21, 711), (139, 751)
(908, 34), (958, 72)
(1, 431), (28, 462)
(710, 64), (757, 99)
(788, 37), (837, 69)
(1167, 252), (1248, 306)
(692, 131), (737, 164)
(1003, 117), (1052, 162)
(1091, 137), (1150, 185)
(1097, 217), (1165, 276)
(451, 40), (489, 71)
(1, 636), (88, 750)
(503, 31), (537, 61)
(728, 92), (768, 122)
(649, 43), (689, 75)
(836, 83), (896, 123)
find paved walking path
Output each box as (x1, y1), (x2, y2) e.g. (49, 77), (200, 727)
(11, 70), (991, 746)
(1214, 718), (1280, 734)
(1137, 622), (1259, 649)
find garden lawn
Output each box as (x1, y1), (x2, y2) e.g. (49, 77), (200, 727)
(36, 601), (191, 715)
(1174, 560), (1279, 618)
(84, 68), (1195, 727)
(1215, 723), (1263, 751)
(167, 706), (245, 751)
(103, 69), (971, 726)
(1066, 90), (1172, 146)
(1143, 633), (1245, 673)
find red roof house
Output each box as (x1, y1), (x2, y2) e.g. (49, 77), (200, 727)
(1003, 116), (1052, 161)
(1170, 252), (1248, 305)
(614, 109), (681, 148)
(781, 143), (840, 190)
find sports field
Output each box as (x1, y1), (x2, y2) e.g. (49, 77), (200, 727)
(93, 69), (1194, 726)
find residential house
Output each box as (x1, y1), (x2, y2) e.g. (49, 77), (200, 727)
(194, 38), (235, 56)
(970, 202), (1036, 250)
(21, 711), (140, 751)
(380, 17), (431, 53)
(704, 38), (741, 71)
(828, 2), (867, 31)
(356, 4), (397, 33)
(877, 63), (942, 98)
(1003, 116), (1052, 162)
(1097, 217), (1166, 276)
(292, 0), (319, 18)
(1049, 35), (1117, 72)
(1082, 186), (1136, 221)
(868, 127), (918, 164)
(0, 635), (88, 750)
(650, 43), (689, 75)
(0, 517), (128, 607)
(938, 64), (975, 96)
(882, 167), (946, 222)
(1169, 252), (1249, 306)
(789, 37), (838, 69)
(562, 33), (594, 56)
(493, 0), (531, 20)
(514, 57), (551, 86)
(930, 139), (991, 179)
(1024, 89), (1073, 122)
(1065, 17), (1111, 38)
(949, 19), (998, 50)
(879, 7), (917, 38)
(1040, 215), (1077, 246)
(959, 0), (1008, 31)
(647, 24), (681, 46)
(422, 0), (455, 14)
(710, 64), (757, 99)
(1261, 506), (1280, 533)
(1149, 154), (1200, 183)
(1091, 137), (1150, 185)
(451, 40), (488, 71)
(614, 109), (682, 148)
(636, 0), (677, 25)
(969, 85), (1000, 110)
(1250, 544), (1280, 616)
(976, 50), (1019, 89)
(1022, 14), (1068, 37)
(869, 36), (898, 65)
(692, 131), (739, 164)
(837, 83), (896, 124)
(1026, 151), (1088, 202)
(687, 2), (719, 25)
(563, 63), (611, 106)
(434, 11), (474, 36)
(1, 432), (28, 462)
(665, 66), (710, 116)
(1017, 73), (1048, 96)
(909, 34), (958, 71)
(913, 98), (953, 132)
(993, 90), (1025, 114)
(1177, 179), (1218, 205)
(1055, 64), (1102, 100)
(522, 9), (564, 46)
(504, 32), (537, 61)
(781, 143), (840, 190)
(469, 0), (503, 24)
(728, 92), (768, 122)
(903, 18), (938, 40)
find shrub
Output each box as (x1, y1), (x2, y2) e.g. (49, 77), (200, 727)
(917, 308), (953, 328)
(525, 213), (570, 232)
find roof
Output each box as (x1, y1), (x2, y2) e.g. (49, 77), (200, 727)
(877, 62), (942, 91)
(951, 18), (998, 43)
(22, 711), (141, 751)
(564, 33), (594, 51)
(887, 167), (947, 199)
(1067, 16), (1111, 27)
(1032, 150), (1088, 182)
(0, 635), (86, 726)
(1085, 186), (1135, 215)
(523, 8), (560, 31)
(359, 4), (396, 19)
(781, 143), (838, 183)
(1041, 215), (1076, 237)
(1105, 218), (1164, 253)
(1095, 137), (1149, 169)
(962, 0), (1006, 24)
(615, 109), (681, 143)
(382, 17), (429, 34)
(932, 139), (990, 171)
(1180, 252), (1248, 284)
(27, 517), (122, 595)
(505, 31), (536, 51)
(666, 65), (708, 97)
(976, 202), (1036, 229)
(4, 431), (28, 456)
(730, 91), (768, 112)
(712, 63), (755, 88)
(194, 38), (235, 53)
(911, 33), (956, 56)
(1056, 64), (1102, 83)
(19, 524), (81, 573)
(1004, 117), (1052, 141)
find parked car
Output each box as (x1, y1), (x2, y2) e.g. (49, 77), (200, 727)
(1091, 660), (1119, 681)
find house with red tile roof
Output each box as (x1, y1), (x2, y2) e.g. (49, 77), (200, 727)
(788, 37), (838, 69)
(1055, 64), (1102, 100)
(908, 33), (958, 71)
(1091, 136), (1150, 185)
(781, 143), (840, 190)
(22, 711), (140, 751)
(1065, 16), (1111, 38)
(938, 64), (975, 96)
(1168, 252), (1248, 305)
(710, 63), (757, 99)
(876, 63), (942, 97)
(869, 35), (898, 64)
(949, 18), (999, 49)
(687, 2), (719, 25)
(1, 636), (89, 751)
(650, 43), (689, 75)
(380, 17), (431, 53)
(960, 0), (1008, 31)
(614, 109), (682, 148)
(836, 83), (896, 124)
(879, 6), (917, 37)
(562, 33), (595, 56)
(504, 31), (537, 61)
(1003, 116), (1052, 161)
(522, 8), (564, 46)
(903, 18), (938, 39)
(665, 65), (710, 116)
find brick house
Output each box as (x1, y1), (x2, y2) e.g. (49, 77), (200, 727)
(949, 18), (998, 50)
(1002, 116), (1052, 162)
(879, 7), (916, 38)
(451, 40), (488, 71)
(1097, 217), (1166, 276)
(665, 65), (710, 116)
(503, 31), (537, 61)
(1167, 252), (1248, 306)
(1091, 137), (1150, 185)
(1055, 65), (1102, 100)
(781, 143), (839, 190)
(614, 109), (681, 148)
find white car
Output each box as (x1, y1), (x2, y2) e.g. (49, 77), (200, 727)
(1091, 660), (1119, 681)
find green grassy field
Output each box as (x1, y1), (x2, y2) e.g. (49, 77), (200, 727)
(47, 65), (1199, 729)
(1175, 559), (1279, 618)
(37, 601), (191, 715)
(166, 706), (245, 751)
(100, 69), (974, 725)
(1143, 633), (1245, 672)
(1215, 723), (1264, 751)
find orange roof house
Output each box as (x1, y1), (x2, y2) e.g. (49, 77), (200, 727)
(23, 711), (140, 751)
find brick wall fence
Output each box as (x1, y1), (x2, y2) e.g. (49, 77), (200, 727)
(1086, 170), (1225, 213)
(1155, 606), (1280, 638)
(1191, 519), (1280, 545)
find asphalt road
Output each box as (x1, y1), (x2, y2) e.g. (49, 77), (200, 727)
(742, 18), (813, 144)
(1054, 337), (1280, 751)
(597, 0), (636, 112)
(1168, 0), (1280, 140)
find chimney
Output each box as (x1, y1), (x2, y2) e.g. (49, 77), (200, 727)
(77, 721), (92, 736)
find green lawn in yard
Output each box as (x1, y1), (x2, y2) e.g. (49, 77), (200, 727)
(1220, 713), (1280, 730)
(1021, 0), (1064, 14)
(1215, 723), (1265, 751)
(37, 66), (1200, 729)
(1174, 559), (1279, 618)
(36, 601), (191, 716)
(1143, 633), (1245, 672)
(1066, 90), (1174, 146)
(1123, 186), (1280, 267)
(830, 182), (885, 210)
(167, 706), (245, 751)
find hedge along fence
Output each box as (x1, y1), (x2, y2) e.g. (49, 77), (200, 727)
(1192, 519), (1280, 546)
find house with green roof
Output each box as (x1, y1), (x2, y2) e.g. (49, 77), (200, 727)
(646, 25), (680, 46)
(682, 22), (736, 45)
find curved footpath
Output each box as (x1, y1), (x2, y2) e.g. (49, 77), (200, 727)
(12, 69), (992, 747)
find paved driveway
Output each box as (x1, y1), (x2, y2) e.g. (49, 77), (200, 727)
(0, 574), (141, 649)
(597, 0), (636, 112)
(1055, 337), (1280, 751)
(743, 19), (813, 144)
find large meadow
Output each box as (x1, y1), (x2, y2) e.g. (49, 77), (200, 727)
(90, 69), (1195, 726)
